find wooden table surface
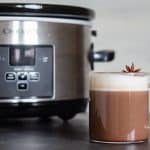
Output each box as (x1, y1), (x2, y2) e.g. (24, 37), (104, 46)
(0, 113), (149, 150)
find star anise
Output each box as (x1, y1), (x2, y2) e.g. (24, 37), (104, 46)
(122, 63), (141, 73)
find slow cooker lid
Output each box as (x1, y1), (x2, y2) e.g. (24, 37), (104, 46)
(0, 3), (95, 21)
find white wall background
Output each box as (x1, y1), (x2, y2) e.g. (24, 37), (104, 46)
(0, 0), (150, 72)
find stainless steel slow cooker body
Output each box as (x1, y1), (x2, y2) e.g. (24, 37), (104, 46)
(0, 4), (114, 119)
(0, 17), (91, 101)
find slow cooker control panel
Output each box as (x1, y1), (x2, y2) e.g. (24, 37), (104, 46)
(5, 72), (40, 91)
(0, 46), (53, 99)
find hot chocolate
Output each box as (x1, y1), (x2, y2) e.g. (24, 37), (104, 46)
(89, 73), (149, 143)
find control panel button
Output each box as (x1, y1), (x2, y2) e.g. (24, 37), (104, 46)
(5, 72), (16, 81)
(18, 72), (28, 80)
(29, 72), (40, 81)
(17, 82), (28, 91)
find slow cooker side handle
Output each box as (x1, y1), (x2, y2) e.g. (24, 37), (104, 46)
(88, 43), (115, 70)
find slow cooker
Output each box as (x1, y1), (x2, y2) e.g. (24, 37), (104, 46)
(0, 3), (114, 120)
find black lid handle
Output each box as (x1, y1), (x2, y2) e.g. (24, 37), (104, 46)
(88, 43), (115, 70)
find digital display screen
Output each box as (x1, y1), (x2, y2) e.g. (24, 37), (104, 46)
(9, 46), (35, 66)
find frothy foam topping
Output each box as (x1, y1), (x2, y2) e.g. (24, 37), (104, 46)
(90, 73), (149, 91)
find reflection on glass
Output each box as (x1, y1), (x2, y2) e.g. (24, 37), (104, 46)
(10, 46), (35, 66)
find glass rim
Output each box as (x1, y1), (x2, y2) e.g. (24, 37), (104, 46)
(91, 72), (150, 76)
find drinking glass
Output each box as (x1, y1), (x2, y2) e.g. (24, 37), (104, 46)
(89, 72), (149, 144)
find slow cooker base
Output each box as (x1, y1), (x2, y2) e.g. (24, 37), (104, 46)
(0, 99), (88, 120)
